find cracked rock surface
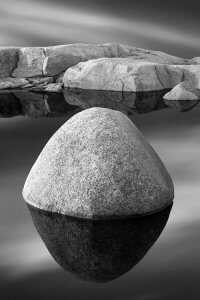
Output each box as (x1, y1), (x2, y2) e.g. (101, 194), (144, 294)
(163, 81), (200, 101)
(0, 43), (199, 99)
(63, 58), (200, 93)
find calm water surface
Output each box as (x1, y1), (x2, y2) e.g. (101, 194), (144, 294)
(0, 91), (200, 300)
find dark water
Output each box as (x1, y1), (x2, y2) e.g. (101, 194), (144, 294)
(0, 90), (200, 300)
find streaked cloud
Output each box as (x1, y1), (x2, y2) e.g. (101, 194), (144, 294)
(0, 0), (199, 57)
(0, 237), (56, 279)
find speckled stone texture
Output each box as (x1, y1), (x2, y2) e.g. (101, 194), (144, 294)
(23, 107), (174, 219)
(0, 44), (200, 96)
(28, 203), (172, 282)
(0, 48), (18, 78)
(163, 81), (200, 101)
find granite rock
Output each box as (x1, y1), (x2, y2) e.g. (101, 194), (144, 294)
(63, 58), (185, 92)
(0, 77), (29, 89)
(43, 43), (187, 76)
(45, 83), (63, 92)
(0, 48), (18, 78)
(43, 44), (114, 76)
(23, 107), (174, 219)
(176, 65), (200, 89)
(27, 76), (54, 85)
(190, 57), (200, 64)
(163, 81), (199, 101)
(12, 47), (45, 78)
(0, 44), (198, 92)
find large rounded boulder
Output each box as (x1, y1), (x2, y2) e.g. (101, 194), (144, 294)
(23, 107), (174, 219)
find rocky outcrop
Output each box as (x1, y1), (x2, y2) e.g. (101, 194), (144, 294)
(0, 76), (56, 91)
(0, 43), (199, 98)
(0, 77), (29, 89)
(42, 43), (188, 76)
(0, 43), (188, 82)
(190, 57), (200, 64)
(63, 58), (200, 92)
(45, 83), (63, 92)
(163, 81), (199, 101)
(0, 48), (18, 78)
(12, 48), (45, 78)
(23, 107), (174, 219)
(63, 58), (185, 92)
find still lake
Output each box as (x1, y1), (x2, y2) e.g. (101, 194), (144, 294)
(0, 91), (200, 300)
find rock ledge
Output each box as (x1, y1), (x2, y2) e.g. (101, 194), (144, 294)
(0, 43), (199, 98)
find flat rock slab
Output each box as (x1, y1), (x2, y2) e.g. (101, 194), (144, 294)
(43, 43), (188, 76)
(0, 77), (29, 89)
(0, 43), (199, 98)
(2, 43), (187, 80)
(63, 58), (200, 92)
(163, 81), (200, 101)
(23, 107), (174, 219)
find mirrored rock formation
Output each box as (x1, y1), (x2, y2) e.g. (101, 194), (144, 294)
(64, 88), (168, 115)
(0, 91), (82, 118)
(28, 203), (172, 282)
(0, 92), (22, 118)
(1, 88), (199, 119)
(164, 99), (200, 112)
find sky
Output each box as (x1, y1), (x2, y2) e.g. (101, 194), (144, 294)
(0, 0), (199, 58)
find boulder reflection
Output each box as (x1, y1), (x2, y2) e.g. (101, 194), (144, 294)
(0, 91), (81, 118)
(164, 99), (200, 112)
(28, 203), (172, 283)
(64, 88), (168, 115)
(1, 89), (200, 119)
(0, 89), (169, 119)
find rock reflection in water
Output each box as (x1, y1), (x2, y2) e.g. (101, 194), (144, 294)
(28, 204), (172, 283)
(0, 92), (22, 117)
(64, 88), (168, 115)
(164, 99), (200, 112)
(1, 88), (198, 119)
(0, 91), (82, 118)
(0, 89), (169, 119)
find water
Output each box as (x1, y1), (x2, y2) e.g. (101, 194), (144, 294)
(0, 90), (200, 299)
